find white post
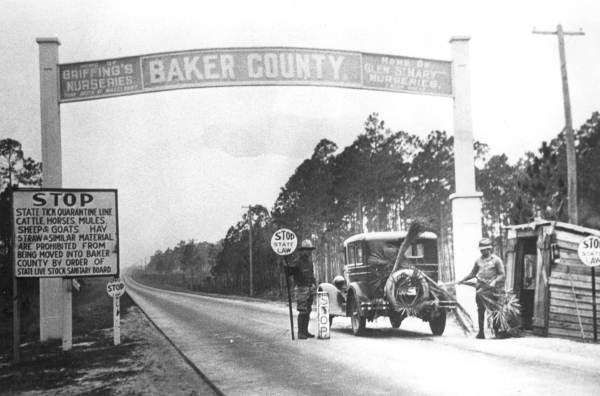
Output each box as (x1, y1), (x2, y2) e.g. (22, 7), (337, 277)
(62, 279), (72, 350)
(449, 36), (483, 324)
(113, 296), (121, 345)
(37, 37), (70, 344)
(317, 291), (330, 339)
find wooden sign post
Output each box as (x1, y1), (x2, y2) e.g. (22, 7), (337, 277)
(107, 279), (126, 345)
(271, 229), (298, 340)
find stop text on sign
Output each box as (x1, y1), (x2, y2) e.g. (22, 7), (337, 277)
(317, 291), (330, 340)
(12, 189), (119, 278)
(107, 280), (126, 297)
(31, 192), (94, 207)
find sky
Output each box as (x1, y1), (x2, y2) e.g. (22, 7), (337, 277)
(2, 0), (599, 267)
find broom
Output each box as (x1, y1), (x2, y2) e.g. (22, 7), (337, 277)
(476, 287), (521, 336)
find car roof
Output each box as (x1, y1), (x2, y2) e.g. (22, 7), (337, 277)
(343, 231), (438, 247)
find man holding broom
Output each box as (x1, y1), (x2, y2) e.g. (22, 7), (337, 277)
(458, 238), (506, 339)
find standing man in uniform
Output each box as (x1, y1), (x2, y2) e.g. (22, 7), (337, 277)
(458, 238), (506, 339)
(286, 239), (317, 339)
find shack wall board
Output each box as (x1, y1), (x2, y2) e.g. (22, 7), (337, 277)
(504, 221), (600, 341)
(547, 230), (599, 341)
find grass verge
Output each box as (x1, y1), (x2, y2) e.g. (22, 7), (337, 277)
(0, 277), (218, 395)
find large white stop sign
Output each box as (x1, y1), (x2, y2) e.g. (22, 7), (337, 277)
(271, 228), (297, 256)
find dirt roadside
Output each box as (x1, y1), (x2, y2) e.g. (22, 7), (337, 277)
(0, 278), (220, 396)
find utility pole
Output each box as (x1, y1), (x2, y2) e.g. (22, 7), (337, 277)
(242, 205), (253, 296)
(533, 24), (585, 225)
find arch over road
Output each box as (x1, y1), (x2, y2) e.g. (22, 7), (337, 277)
(35, 38), (482, 346)
(58, 47), (452, 102)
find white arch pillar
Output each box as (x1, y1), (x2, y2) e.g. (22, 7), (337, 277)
(450, 36), (483, 323)
(37, 37), (68, 342)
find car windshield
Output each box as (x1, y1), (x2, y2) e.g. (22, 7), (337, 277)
(365, 240), (400, 267)
(365, 239), (436, 267)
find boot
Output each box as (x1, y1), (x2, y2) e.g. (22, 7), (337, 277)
(492, 317), (504, 338)
(305, 314), (315, 338)
(476, 309), (485, 339)
(298, 314), (308, 339)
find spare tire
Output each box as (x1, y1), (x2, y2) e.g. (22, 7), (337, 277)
(385, 269), (429, 313)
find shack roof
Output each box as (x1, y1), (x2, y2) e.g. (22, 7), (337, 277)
(344, 231), (437, 247)
(504, 219), (600, 237)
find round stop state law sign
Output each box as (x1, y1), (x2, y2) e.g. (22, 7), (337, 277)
(578, 236), (600, 267)
(271, 228), (297, 256)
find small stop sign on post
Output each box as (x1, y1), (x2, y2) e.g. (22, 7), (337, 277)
(107, 280), (126, 297)
(107, 279), (125, 346)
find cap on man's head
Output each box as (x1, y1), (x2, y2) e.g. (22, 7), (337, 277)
(299, 239), (315, 250)
(478, 238), (493, 250)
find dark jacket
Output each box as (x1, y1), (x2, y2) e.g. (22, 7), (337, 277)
(288, 251), (316, 287)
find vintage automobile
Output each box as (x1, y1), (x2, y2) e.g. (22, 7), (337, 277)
(318, 231), (454, 336)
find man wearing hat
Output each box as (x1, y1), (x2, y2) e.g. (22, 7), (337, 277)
(286, 239), (317, 339)
(458, 238), (506, 339)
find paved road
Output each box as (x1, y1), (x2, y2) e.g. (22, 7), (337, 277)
(125, 277), (600, 396)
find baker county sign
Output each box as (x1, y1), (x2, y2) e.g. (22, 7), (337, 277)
(59, 48), (451, 102)
(12, 189), (119, 278)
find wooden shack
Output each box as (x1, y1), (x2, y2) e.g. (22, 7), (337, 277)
(503, 220), (599, 341)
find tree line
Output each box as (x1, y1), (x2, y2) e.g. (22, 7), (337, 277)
(0, 139), (43, 315)
(1, 111), (599, 299)
(207, 111), (600, 296)
(143, 240), (220, 291)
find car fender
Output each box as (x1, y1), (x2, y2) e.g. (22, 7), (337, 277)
(317, 283), (345, 316)
(346, 281), (370, 317)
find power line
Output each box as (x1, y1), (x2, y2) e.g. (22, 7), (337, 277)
(533, 24), (585, 225)
(242, 205), (253, 296)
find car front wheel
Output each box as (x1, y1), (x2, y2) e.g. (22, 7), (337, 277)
(350, 298), (366, 336)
